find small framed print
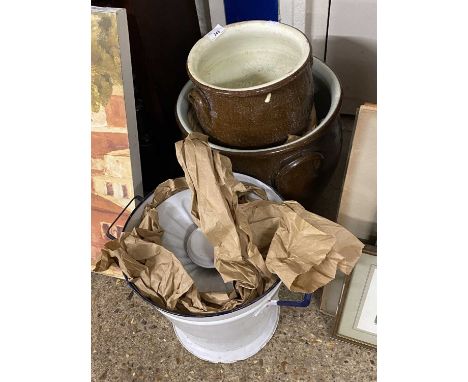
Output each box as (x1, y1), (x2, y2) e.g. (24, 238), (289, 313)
(333, 245), (377, 349)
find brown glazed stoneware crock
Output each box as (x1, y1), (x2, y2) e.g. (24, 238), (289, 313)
(186, 21), (314, 149)
(177, 58), (343, 220)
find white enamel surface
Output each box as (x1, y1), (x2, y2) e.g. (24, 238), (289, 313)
(186, 228), (215, 268)
(187, 21), (310, 91)
(235, 173), (282, 202)
(177, 57), (341, 153)
(123, 173), (283, 363)
(157, 189), (231, 293)
(163, 282), (282, 363)
(144, 274), (282, 363)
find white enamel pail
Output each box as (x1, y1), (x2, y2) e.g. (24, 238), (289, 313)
(119, 173), (311, 363)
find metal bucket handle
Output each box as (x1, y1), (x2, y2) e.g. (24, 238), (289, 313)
(107, 194), (313, 310)
(276, 293), (313, 307)
(105, 195), (144, 240)
(253, 293), (313, 317)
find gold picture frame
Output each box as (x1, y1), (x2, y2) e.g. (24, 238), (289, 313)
(332, 245), (377, 349)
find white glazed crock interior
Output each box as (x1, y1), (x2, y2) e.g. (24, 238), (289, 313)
(187, 21), (310, 91)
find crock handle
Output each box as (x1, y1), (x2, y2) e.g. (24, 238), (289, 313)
(188, 88), (212, 133)
(106, 195), (144, 240)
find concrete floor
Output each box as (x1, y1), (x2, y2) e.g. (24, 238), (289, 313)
(92, 274), (376, 381)
(91, 116), (377, 381)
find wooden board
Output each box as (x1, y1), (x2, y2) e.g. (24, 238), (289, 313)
(337, 103), (377, 242)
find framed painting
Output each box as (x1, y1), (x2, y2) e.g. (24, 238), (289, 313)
(91, 7), (143, 277)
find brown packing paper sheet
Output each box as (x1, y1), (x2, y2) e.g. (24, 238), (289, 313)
(175, 133), (276, 303)
(95, 133), (363, 314)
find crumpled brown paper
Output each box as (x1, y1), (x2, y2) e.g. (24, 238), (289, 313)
(95, 133), (363, 314)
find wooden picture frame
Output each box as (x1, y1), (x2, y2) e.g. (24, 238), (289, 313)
(332, 245), (377, 349)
